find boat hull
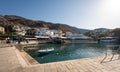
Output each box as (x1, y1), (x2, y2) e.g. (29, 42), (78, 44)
(38, 51), (54, 56)
(63, 39), (98, 43)
(37, 49), (54, 56)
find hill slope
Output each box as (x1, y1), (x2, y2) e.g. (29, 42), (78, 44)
(0, 15), (81, 33)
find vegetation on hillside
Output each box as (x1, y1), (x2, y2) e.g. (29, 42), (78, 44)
(110, 28), (120, 37)
(0, 15), (80, 34)
(0, 15), (120, 38)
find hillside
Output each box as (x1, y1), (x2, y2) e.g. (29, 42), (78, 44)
(0, 15), (81, 33)
(0, 15), (120, 37)
(94, 28), (111, 32)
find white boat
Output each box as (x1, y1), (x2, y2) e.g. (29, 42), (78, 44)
(99, 37), (119, 43)
(35, 36), (49, 38)
(63, 34), (98, 43)
(37, 48), (54, 55)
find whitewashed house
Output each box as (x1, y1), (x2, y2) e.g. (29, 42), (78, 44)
(0, 27), (5, 34)
(13, 26), (21, 31)
(35, 27), (63, 38)
(12, 26), (27, 36)
(47, 30), (63, 37)
(17, 30), (26, 36)
(13, 26), (30, 31)
(35, 28), (49, 36)
(65, 31), (73, 37)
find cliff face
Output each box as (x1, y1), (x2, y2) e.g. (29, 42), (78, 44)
(0, 15), (80, 33)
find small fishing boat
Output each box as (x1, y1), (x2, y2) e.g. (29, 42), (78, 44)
(37, 48), (54, 56)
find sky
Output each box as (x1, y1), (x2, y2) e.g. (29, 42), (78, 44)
(0, 0), (120, 30)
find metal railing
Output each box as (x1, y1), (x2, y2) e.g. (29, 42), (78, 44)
(101, 45), (120, 63)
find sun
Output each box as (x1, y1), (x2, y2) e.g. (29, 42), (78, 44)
(103, 0), (120, 14)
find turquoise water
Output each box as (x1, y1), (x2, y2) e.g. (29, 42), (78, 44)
(26, 43), (120, 63)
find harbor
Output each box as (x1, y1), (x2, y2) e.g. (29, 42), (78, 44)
(25, 43), (120, 63)
(0, 0), (120, 71)
(0, 26), (116, 72)
(1, 44), (120, 72)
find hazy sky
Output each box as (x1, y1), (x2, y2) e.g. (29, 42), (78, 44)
(0, 0), (120, 29)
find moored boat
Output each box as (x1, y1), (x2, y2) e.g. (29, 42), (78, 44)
(63, 34), (98, 43)
(37, 48), (54, 56)
(99, 37), (119, 43)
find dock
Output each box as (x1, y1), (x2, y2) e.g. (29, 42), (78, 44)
(0, 46), (120, 72)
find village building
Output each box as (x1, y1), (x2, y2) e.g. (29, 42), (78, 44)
(35, 28), (49, 36)
(12, 25), (28, 36)
(65, 31), (73, 37)
(0, 26), (5, 34)
(35, 27), (63, 37)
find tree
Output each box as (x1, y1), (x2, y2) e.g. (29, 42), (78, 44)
(97, 32), (109, 37)
(26, 29), (35, 35)
(110, 28), (120, 37)
(84, 31), (109, 38)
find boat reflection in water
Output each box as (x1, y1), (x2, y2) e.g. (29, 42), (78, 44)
(37, 48), (54, 56)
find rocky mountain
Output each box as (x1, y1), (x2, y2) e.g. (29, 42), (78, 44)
(94, 28), (111, 33)
(69, 27), (91, 34)
(0, 15), (82, 33)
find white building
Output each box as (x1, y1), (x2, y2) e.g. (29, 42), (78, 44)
(65, 31), (72, 37)
(13, 26), (30, 31)
(0, 27), (5, 34)
(35, 28), (49, 36)
(94, 28), (110, 33)
(16, 30), (26, 36)
(47, 30), (63, 37)
(13, 26), (27, 36)
(35, 28), (63, 37)
(13, 26), (21, 31)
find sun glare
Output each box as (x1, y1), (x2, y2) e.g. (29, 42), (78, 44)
(103, 0), (120, 15)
